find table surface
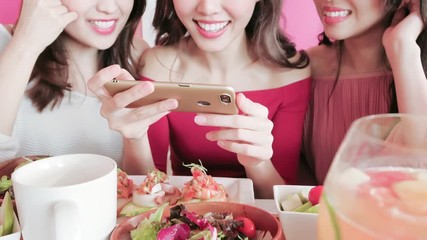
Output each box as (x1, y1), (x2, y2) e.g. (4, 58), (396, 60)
(254, 199), (278, 216)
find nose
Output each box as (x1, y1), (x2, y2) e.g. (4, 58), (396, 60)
(196, 0), (221, 15)
(96, 0), (119, 14)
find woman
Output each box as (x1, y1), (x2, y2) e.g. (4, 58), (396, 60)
(89, 0), (311, 198)
(301, 0), (427, 184)
(0, 0), (147, 167)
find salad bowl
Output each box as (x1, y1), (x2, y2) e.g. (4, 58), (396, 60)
(111, 201), (284, 240)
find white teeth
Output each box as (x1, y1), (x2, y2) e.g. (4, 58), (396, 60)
(324, 10), (350, 17)
(198, 22), (228, 32)
(91, 20), (115, 29)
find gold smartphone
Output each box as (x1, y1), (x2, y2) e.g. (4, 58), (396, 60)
(104, 79), (238, 115)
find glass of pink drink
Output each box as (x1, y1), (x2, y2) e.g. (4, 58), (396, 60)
(318, 114), (427, 240)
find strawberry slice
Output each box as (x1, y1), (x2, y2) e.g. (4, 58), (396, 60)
(366, 170), (414, 188)
(308, 185), (323, 205)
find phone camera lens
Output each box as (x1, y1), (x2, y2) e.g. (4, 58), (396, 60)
(220, 94), (232, 104)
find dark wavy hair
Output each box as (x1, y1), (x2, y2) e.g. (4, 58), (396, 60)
(27, 1), (146, 112)
(318, 0), (427, 113)
(152, 0), (309, 69)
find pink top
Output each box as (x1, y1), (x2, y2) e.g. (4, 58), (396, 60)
(302, 72), (394, 184)
(146, 78), (311, 184)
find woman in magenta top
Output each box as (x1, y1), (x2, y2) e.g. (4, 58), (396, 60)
(301, 0), (427, 184)
(88, 0), (311, 198)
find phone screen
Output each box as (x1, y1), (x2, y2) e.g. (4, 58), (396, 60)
(0, 0), (22, 24)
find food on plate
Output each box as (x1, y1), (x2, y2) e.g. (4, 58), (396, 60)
(308, 185), (323, 206)
(280, 185), (323, 213)
(118, 169), (181, 217)
(130, 204), (262, 240)
(179, 163), (227, 203)
(117, 169), (135, 215)
(117, 162), (230, 218)
(0, 192), (15, 236)
(0, 176), (12, 201)
(0, 156), (44, 203)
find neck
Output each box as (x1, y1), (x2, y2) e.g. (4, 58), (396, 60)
(340, 23), (388, 74)
(65, 39), (99, 95)
(185, 35), (255, 80)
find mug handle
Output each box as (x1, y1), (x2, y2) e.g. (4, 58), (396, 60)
(53, 200), (81, 240)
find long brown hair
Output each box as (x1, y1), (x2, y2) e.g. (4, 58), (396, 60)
(152, 0), (309, 69)
(318, 0), (427, 113)
(27, 0), (146, 112)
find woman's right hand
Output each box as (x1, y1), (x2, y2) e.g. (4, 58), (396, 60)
(87, 65), (178, 139)
(383, 0), (424, 55)
(12, 0), (77, 53)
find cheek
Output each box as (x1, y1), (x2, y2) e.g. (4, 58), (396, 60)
(120, 1), (134, 16)
(60, 0), (78, 12)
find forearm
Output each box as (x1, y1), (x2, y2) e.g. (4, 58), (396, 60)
(386, 40), (427, 114)
(0, 36), (42, 135)
(245, 160), (285, 199)
(122, 135), (156, 175)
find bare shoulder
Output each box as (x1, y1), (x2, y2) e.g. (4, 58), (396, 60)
(273, 51), (311, 85)
(307, 45), (337, 78)
(138, 45), (179, 80)
(241, 52), (311, 91)
(131, 36), (150, 64)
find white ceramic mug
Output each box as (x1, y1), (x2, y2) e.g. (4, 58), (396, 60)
(11, 154), (117, 240)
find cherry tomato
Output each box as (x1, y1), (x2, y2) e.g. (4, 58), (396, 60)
(235, 216), (256, 238)
(308, 185), (323, 205)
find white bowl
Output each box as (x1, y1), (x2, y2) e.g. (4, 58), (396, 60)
(273, 185), (318, 240)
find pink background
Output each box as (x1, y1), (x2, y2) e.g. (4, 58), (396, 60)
(0, 0), (322, 50)
(0, 0), (22, 24)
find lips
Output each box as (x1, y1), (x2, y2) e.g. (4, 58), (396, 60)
(89, 19), (117, 35)
(196, 21), (229, 33)
(91, 20), (115, 29)
(322, 6), (351, 24)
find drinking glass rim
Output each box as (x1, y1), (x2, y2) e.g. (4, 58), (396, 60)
(345, 113), (427, 145)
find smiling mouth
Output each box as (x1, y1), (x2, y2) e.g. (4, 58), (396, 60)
(196, 21), (229, 32)
(90, 20), (115, 29)
(323, 10), (351, 17)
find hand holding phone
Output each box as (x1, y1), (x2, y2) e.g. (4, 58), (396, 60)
(104, 79), (239, 115)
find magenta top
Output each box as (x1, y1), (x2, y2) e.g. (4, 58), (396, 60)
(145, 78), (311, 184)
(302, 72), (394, 184)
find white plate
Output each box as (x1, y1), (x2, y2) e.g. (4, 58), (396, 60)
(129, 175), (255, 205)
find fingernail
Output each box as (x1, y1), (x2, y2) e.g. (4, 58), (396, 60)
(206, 132), (213, 140)
(194, 115), (207, 124)
(166, 99), (178, 109)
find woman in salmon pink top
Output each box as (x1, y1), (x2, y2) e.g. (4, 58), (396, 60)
(88, 0), (311, 199)
(300, 0), (427, 184)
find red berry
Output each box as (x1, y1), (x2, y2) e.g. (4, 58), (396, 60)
(308, 185), (323, 205)
(235, 216), (256, 238)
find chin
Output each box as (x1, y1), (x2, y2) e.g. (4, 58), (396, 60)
(94, 39), (117, 50)
(97, 44), (115, 50)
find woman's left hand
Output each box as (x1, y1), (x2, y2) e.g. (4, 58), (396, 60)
(194, 93), (274, 167)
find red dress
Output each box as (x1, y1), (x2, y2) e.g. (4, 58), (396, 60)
(147, 78), (311, 184)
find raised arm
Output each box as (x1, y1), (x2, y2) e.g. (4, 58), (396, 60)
(0, 0), (77, 135)
(383, 0), (427, 114)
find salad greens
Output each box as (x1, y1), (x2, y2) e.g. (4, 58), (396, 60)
(0, 191), (14, 236)
(130, 204), (166, 240)
(0, 176), (12, 195)
(130, 204), (252, 240)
